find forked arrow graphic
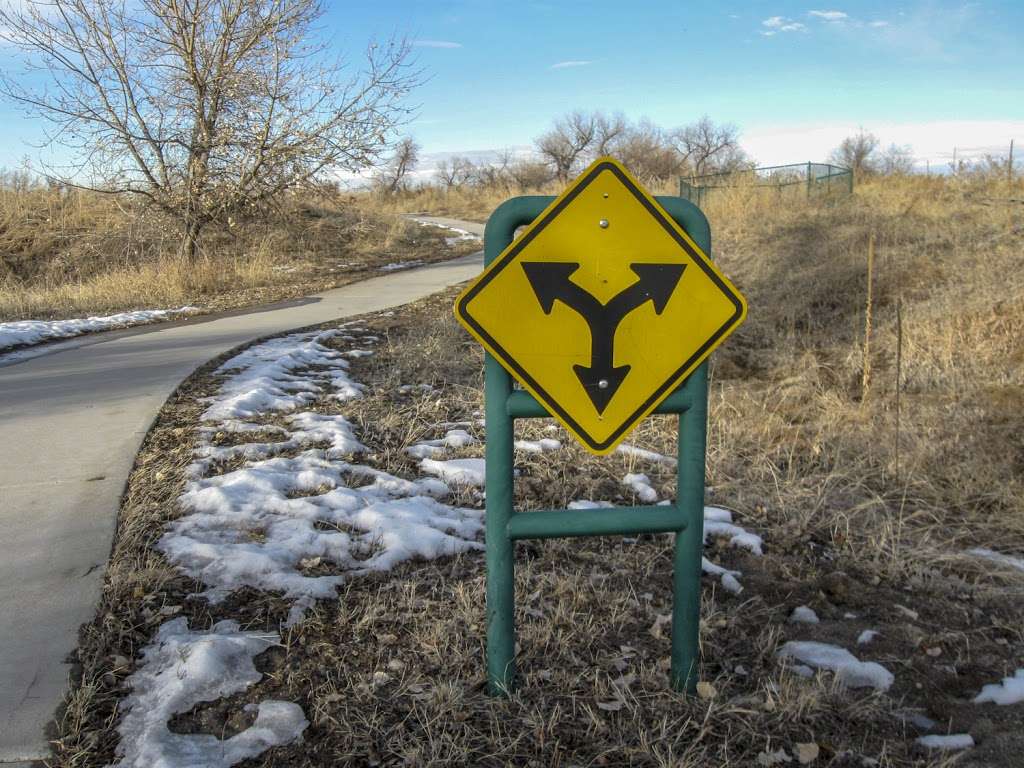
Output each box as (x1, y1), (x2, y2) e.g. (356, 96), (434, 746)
(522, 261), (686, 413)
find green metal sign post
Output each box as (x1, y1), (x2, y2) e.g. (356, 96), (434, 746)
(481, 194), (713, 696)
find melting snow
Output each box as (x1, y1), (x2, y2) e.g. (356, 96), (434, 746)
(916, 734), (974, 750)
(789, 605), (820, 624)
(703, 506), (764, 555)
(777, 641), (894, 690)
(857, 629), (880, 645)
(406, 428), (477, 459)
(514, 438), (561, 453)
(110, 618), (307, 768)
(974, 669), (1024, 705)
(419, 457), (487, 487)
(615, 443), (676, 466)
(379, 261), (423, 272)
(622, 473), (658, 503)
(568, 499), (611, 510)
(967, 547), (1024, 572)
(0, 306), (197, 353)
(414, 219), (481, 242)
(201, 328), (364, 422)
(160, 327), (484, 622)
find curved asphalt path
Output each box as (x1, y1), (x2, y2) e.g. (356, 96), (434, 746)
(0, 217), (483, 764)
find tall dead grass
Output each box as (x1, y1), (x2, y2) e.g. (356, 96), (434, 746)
(0, 185), (475, 320)
(697, 173), (1024, 574)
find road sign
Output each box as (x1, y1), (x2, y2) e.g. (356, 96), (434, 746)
(455, 156), (747, 454)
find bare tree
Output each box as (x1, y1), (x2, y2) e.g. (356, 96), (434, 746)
(880, 143), (914, 175)
(830, 129), (881, 178)
(0, 0), (420, 258)
(593, 112), (627, 156)
(435, 155), (475, 189)
(375, 137), (419, 194)
(672, 116), (748, 177)
(508, 159), (554, 189)
(536, 110), (598, 181)
(616, 119), (682, 184)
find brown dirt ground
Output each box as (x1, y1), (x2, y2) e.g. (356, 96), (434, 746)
(53, 285), (1023, 768)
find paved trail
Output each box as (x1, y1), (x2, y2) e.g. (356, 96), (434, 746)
(0, 217), (482, 764)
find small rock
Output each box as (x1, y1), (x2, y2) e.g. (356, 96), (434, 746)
(820, 572), (850, 603)
(796, 742), (820, 764)
(696, 681), (717, 700)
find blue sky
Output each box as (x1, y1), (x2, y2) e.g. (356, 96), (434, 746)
(1, 1), (1022, 171)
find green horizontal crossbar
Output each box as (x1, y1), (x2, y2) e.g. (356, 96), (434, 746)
(505, 388), (692, 419)
(507, 504), (687, 540)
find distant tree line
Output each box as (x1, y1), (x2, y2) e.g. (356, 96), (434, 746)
(376, 111), (754, 194)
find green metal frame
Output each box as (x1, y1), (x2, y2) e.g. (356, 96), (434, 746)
(483, 194), (711, 696)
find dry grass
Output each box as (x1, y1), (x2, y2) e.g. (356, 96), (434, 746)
(0, 186), (478, 321)
(53, 173), (1024, 767)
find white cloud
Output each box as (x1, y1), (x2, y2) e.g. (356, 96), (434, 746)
(550, 60), (592, 69)
(809, 10), (848, 22)
(761, 16), (807, 34)
(869, 20), (889, 27)
(413, 40), (462, 49)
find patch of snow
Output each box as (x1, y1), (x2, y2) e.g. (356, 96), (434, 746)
(398, 383), (436, 395)
(974, 669), (1024, 705)
(720, 573), (743, 594)
(514, 438), (561, 453)
(777, 641), (894, 691)
(110, 618), (307, 768)
(900, 711), (936, 730)
(791, 664), (816, 678)
(704, 506), (733, 523)
(701, 556), (744, 594)
(622, 473), (658, 503)
(789, 605), (820, 624)
(915, 734), (974, 750)
(161, 328), (484, 622)
(379, 260), (424, 272)
(414, 219), (481, 241)
(704, 507), (764, 555)
(165, 451), (479, 604)
(0, 306), (198, 353)
(857, 630), (880, 646)
(406, 429), (477, 459)
(419, 457), (486, 487)
(568, 500), (611, 510)
(202, 328), (365, 422)
(615, 443), (676, 466)
(967, 547), (1024, 572)
(697, 507), (762, 594)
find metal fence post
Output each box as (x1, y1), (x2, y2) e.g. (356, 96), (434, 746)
(806, 161), (812, 199)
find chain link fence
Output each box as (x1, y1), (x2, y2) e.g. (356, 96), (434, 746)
(678, 162), (853, 207)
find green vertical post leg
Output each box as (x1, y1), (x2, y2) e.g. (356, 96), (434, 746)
(483, 196), (552, 696)
(670, 364), (709, 693)
(484, 351), (515, 694)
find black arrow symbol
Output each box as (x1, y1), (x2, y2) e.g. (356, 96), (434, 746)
(522, 261), (686, 413)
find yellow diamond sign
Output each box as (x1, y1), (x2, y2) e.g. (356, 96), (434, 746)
(454, 157), (747, 454)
